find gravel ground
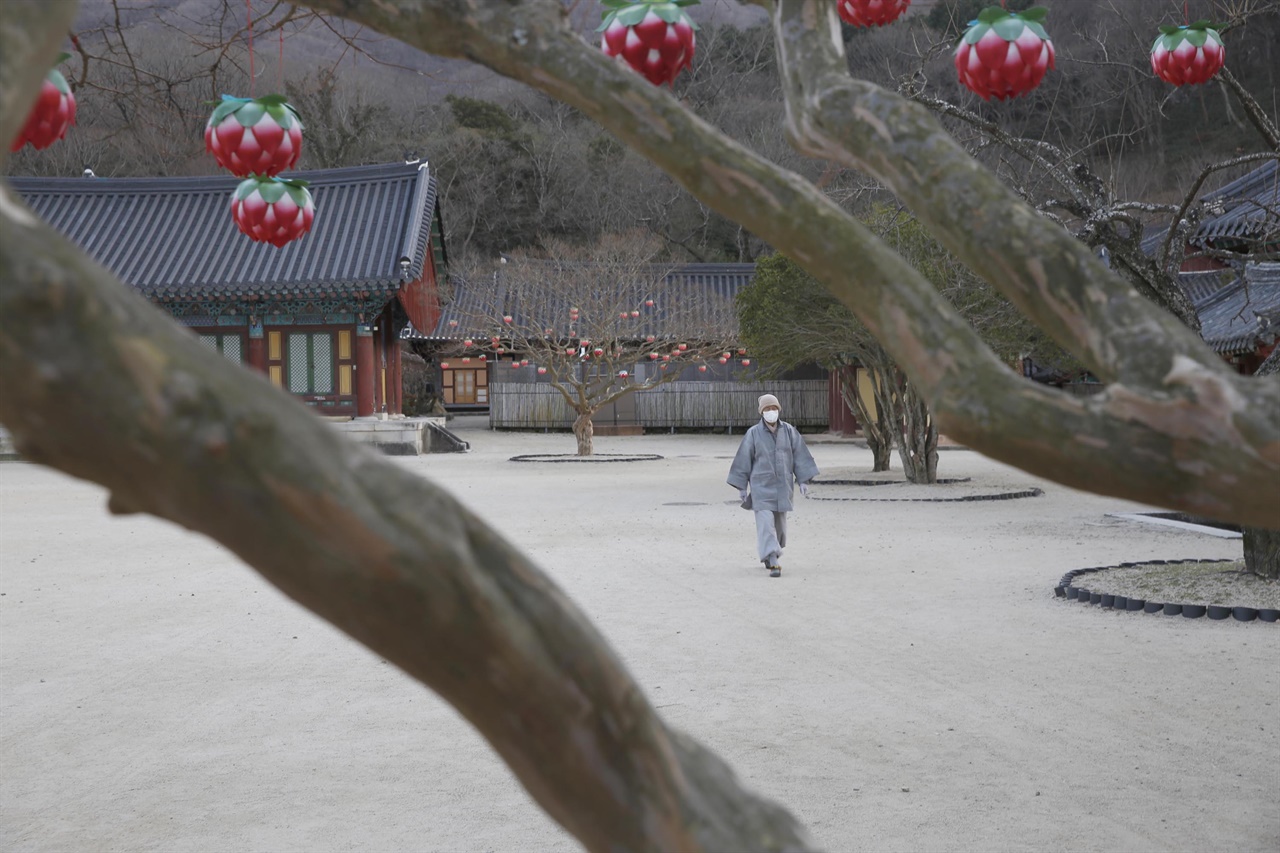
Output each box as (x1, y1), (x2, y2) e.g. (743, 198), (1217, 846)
(2, 420), (1277, 852)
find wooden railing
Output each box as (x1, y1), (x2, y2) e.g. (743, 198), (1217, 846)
(489, 381), (829, 429)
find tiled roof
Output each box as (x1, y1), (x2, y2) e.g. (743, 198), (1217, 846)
(407, 262), (756, 341)
(9, 161), (446, 303)
(1178, 269), (1233, 303)
(1194, 159), (1279, 247)
(1192, 262), (1280, 354)
(1142, 159), (1280, 259)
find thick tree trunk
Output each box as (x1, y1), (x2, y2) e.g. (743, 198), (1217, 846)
(573, 411), (595, 457)
(839, 370), (892, 471)
(1243, 527), (1280, 580)
(897, 380), (939, 485)
(1241, 351), (1279, 578)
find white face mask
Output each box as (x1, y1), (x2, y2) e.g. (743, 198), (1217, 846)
(762, 410), (779, 424)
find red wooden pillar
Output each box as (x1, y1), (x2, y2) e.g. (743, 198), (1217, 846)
(390, 336), (403, 415)
(355, 323), (375, 417)
(828, 366), (860, 435)
(247, 318), (266, 375)
(372, 320), (385, 414)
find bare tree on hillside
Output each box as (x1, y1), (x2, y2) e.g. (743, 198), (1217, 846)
(5, 3), (1280, 853)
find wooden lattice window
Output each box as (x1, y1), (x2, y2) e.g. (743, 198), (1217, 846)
(196, 332), (244, 364)
(287, 332), (334, 395)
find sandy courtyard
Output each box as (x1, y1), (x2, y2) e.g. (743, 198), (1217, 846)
(2, 419), (1276, 852)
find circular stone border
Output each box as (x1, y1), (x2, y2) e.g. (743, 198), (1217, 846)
(1054, 558), (1277, 624)
(809, 486), (1043, 503)
(812, 477), (972, 486)
(509, 453), (665, 463)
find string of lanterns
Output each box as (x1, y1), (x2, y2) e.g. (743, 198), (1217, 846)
(597, 1), (1228, 97)
(440, 302), (751, 376)
(205, 2), (313, 248)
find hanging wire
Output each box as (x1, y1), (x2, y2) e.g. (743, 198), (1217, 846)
(247, 0), (255, 97)
(278, 27), (284, 94)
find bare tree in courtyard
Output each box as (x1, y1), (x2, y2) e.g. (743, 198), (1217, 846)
(740, 208), (1067, 483)
(4, 3), (1280, 853)
(443, 235), (740, 455)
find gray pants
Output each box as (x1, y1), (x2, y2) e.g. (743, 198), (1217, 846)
(754, 510), (787, 565)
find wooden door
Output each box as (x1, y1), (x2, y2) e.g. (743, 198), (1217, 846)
(443, 367), (488, 405)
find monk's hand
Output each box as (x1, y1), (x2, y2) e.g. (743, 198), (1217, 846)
(799, 482), (809, 497)
(739, 489), (749, 502)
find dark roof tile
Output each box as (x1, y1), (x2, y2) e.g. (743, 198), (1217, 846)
(10, 161), (445, 302)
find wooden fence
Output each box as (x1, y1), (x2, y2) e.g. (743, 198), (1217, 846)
(489, 381), (829, 429)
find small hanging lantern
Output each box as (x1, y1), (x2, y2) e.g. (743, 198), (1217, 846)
(955, 6), (1054, 101)
(837, 0), (910, 29)
(537, 366), (547, 374)
(599, 0), (698, 87)
(230, 176), (315, 248)
(1151, 21), (1225, 86)
(205, 94), (303, 177)
(10, 54), (76, 152)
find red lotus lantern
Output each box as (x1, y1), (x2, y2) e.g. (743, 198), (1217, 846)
(645, 299), (655, 307)
(537, 366), (547, 374)
(619, 370), (629, 378)
(520, 359), (529, 366)
(741, 359), (751, 366)
(581, 339), (591, 346)
(737, 348), (747, 355)
(620, 312), (629, 319)
(662, 354), (671, 361)
(955, 6), (1054, 101)
(677, 343), (688, 351)
(719, 357), (728, 364)
(545, 328), (554, 335)
(230, 176), (315, 248)
(1151, 21), (1225, 86)
(645, 335), (656, 343)
(630, 310), (640, 318)
(511, 361), (520, 369)
(440, 362), (451, 369)
(698, 364), (707, 372)
(10, 55), (76, 152)
(463, 339), (474, 347)
(462, 357), (471, 364)
(205, 94), (303, 177)
(837, 0), (910, 28)
(593, 348), (604, 357)
(649, 353), (659, 360)
(503, 315), (513, 324)
(479, 355), (487, 362)
(599, 0), (697, 87)
(448, 319), (459, 328)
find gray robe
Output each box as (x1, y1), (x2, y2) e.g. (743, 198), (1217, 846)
(726, 420), (820, 512)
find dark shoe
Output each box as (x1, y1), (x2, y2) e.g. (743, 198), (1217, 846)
(769, 566), (781, 578)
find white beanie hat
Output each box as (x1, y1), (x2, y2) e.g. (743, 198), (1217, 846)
(758, 393), (780, 413)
